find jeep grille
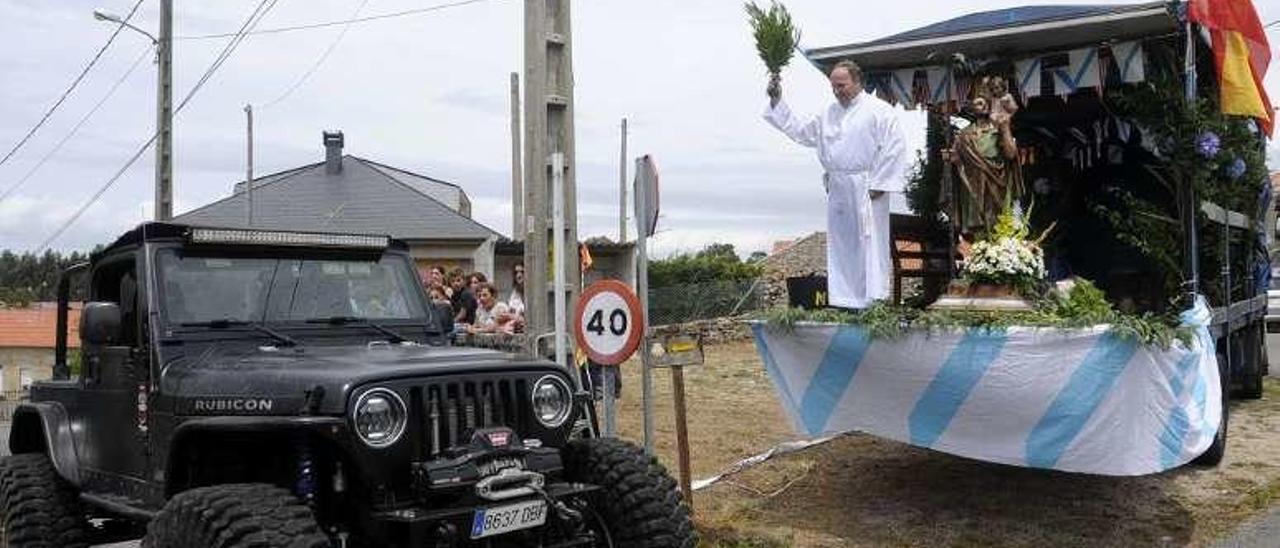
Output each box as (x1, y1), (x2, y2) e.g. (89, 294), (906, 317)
(418, 378), (530, 455)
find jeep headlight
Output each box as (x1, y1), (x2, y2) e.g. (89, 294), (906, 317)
(352, 388), (407, 448)
(531, 375), (573, 428)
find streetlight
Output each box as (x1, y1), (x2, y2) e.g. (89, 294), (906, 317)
(93, 4), (173, 221)
(92, 8), (157, 44)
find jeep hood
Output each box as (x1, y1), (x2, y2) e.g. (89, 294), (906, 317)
(159, 344), (565, 416)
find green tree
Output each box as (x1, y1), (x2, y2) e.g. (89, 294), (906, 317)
(648, 243), (762, 288)
(0, 248), (95, 306)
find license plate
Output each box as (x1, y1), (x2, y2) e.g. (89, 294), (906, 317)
(470, 499), (548, 539)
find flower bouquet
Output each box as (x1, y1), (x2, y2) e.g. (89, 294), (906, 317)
(932, 201), (1048, 310)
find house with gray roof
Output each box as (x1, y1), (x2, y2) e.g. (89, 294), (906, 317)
(174, 131), (500, 279)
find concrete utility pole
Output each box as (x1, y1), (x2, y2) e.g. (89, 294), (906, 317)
(155, 0), (174, 220)
(244, 104), (254, 227)
(523, 0), (579, 361)
(511, 72), (523, 237)
(619, 118), (627, 242)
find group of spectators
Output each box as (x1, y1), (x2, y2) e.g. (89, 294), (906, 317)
(422, 264), (525, 335)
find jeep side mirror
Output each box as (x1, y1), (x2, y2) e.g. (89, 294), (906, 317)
(81, 302), (122, 346)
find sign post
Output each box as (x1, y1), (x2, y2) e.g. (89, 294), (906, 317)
(633, 155), (659, 454)
(574, 280), (644, 437)
(652, 332), (704, 511)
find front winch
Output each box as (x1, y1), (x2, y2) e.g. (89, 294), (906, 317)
(475, 468), (546, 501)
(415, 427), (564, 494)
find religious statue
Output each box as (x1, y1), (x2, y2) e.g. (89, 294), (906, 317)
(947, 75), (1023, 234)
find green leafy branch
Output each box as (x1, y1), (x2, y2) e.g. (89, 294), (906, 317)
(745, 1), (800, 75)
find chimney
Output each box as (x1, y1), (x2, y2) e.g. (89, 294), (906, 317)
(323, 131), (344, 175)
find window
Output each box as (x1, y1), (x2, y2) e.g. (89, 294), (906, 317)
(156, 251), (427, 325)
(89, 255), (139, 345)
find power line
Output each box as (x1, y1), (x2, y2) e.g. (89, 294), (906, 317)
(0, 46), (153, 205)
(38, 0), (281, 252)
(177, 0), (500, 40)
(260, 0), (372, 108)
(0, 0), (148, 172)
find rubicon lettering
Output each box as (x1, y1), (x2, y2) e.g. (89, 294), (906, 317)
(191, 398), (275, 414)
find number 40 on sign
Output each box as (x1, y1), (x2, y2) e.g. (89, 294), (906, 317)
(573, 280), (644, 365)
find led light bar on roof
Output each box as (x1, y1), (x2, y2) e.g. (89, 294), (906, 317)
(188, 228), (389, 249)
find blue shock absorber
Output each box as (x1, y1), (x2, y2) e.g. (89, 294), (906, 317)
(296, 439), (317, 507)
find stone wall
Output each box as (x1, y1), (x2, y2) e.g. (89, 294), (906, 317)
(760, 232), (827, 308)
(652, 316), (753, 344)
(0, 348), (54, 393)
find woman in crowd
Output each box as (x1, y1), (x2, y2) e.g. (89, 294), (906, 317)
(468, 282), (515, 334)
(500, 264), (526, 333)
(428, 266), (452, 299)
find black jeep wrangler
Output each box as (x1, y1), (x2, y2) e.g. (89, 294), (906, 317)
(2, 223), (695, 547)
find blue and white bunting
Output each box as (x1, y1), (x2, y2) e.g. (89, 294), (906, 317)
(1015, 57), (1042, 99)
(1052, 47), (1101, 95)
(926, 66), (953, 104)
(749, 297), (1221, 476)
(892, 68), (918, 107)
(1111, 41), (1146, 84)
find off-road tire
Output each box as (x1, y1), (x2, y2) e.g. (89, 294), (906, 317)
(562, 438), (696, 548)
(142, 483), (328, 548)
(0, 453), (90, 548)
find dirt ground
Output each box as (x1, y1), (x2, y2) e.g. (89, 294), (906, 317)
(609, 340), (1280, 548)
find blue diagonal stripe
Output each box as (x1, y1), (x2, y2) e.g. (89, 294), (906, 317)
(1192, 365), (1212, 433)
(1053, 48), (1098, 93)
(1168, 351), (1198, 398)
(931, 71), (952, 103)
(798, 327), (872, 435)
(909, 329), (1008, 447)
(1158, 407), (1191, 469)
(1121, 44), (1142, 81)
(893, 72), (914, 104)
(751, 324), (801, 416)
(1025, 332), (1137, 468)
(1158, 351), (1202, 468)
(1019, 58), (1041, 95)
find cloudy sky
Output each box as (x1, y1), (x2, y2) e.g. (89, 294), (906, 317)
(0, 0), (1276, 257)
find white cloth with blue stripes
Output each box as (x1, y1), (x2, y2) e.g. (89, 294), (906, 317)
(750, 298), (1221, 476)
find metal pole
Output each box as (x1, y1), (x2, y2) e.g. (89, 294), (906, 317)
(245, 104), (254, 227)
(511, 72), (523, 238)
(1181, 20), (1200, 307)
(602, 366), (617, 436)
(636, 157), (655, 454)
(155, 0), (173, 220)
(553, 152), (567, 368)
(619, 118), (628, 242)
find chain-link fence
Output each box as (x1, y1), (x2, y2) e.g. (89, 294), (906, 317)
(0, 390), (27, 423)
(647, 278), (764, 327)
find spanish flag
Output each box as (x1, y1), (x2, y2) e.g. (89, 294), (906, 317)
(1189, 0), (1273, 135)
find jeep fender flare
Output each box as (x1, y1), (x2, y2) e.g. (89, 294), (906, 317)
(9, 402), (82, 486)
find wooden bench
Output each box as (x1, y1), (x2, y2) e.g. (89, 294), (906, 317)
(890, 214), (956, 304)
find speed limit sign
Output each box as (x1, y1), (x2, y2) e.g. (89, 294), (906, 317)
(574, 280), (645, 365)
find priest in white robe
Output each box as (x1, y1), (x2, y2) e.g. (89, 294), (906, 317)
(763, 60), (909, 309)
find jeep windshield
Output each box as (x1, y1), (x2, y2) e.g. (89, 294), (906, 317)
(156, 250), (427, 328)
